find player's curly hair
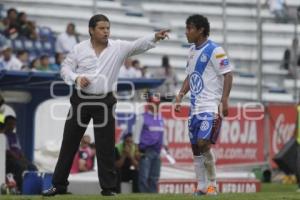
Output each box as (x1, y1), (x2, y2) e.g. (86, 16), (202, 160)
(186, 14), (210, 37)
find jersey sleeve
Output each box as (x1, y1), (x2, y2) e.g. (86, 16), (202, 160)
(210, 46), (233, 75)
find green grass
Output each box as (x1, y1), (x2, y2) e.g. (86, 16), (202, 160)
(1, 183), (299, 200)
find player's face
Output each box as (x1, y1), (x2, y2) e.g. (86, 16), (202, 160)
(90, 21), (110, 43)
(185, 24), (202, 43)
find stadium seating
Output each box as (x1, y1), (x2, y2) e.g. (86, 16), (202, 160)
(1, 0), (300, 103)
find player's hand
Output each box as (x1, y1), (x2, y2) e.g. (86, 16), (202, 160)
(174, 94), (182, 113)
(155, 29), (170, 42)
(219, 98), (229, 117)
(76, 76), (90, 88)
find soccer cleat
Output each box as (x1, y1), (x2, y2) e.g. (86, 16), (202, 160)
(206, 185), (217, 195)
(42, 187), (67, 196)
(193, 190), (206, 196)
(101, 189), (117, 196)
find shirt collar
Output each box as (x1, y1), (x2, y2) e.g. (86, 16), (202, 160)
(195, 39), (209, 50)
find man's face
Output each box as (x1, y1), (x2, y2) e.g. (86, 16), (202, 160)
(185, 23), (202, 43)
(67, 24), (75, 35)
(90, 21), (110, 43)
(124, 136), (133, 146)
(3, 48), (12, 60)
(41, 57), (49, 66)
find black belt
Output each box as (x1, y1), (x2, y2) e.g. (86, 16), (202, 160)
(80, 90), (113, 97)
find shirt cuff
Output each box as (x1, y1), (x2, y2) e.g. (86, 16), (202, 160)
(149, 33), (157, 45)
(71, 73), (79, 84)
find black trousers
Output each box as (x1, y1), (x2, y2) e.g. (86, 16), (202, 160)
(52, 90), (117, 191)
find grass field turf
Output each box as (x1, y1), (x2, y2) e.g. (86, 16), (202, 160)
(1, 183), (299, 200)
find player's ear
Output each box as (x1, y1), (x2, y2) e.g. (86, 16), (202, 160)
(198, 27), (204, 35)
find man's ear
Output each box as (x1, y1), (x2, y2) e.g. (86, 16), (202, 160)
(89, 27), (93, 36)
(198, 27), (204, 34)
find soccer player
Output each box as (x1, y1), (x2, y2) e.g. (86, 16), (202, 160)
(174, 14), (233, 195)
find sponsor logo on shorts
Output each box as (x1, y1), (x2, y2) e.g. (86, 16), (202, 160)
(200, 120), (210, 131)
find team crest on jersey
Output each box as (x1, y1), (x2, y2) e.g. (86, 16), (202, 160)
(200, 120), (210, 131)
(200, 54), (208, 63)
(189, 71), (204, 95)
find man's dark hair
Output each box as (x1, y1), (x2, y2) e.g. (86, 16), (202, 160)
(40, 54), (49, 60)
(88, 14), (109, 36)
(122, 133), (132, 140)
(186, 14), (210, 37)
(132, 60), (139, 66)
(7, 8), (17, 16)
(4, 115), (16, 124)
(68, 22), (75, 29)
(89, 14), (109, 28)
(16, 50), (28, 57)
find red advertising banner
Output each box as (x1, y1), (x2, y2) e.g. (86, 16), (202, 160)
(214, 106), (265, 165)
(159, 104), (265, 165)
(158, 179), (261, 193)
(268, 104), (297, 168)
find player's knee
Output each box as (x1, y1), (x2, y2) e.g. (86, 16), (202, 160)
(197, 140), (210, 153)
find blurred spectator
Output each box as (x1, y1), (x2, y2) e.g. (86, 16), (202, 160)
(16, 50), (29, 70)
(26, 21), (38, 40)
(0, 94), (4, 123)
(16, 12), (38, 40)
(115, 133), (139, 193)
(3, 8), (19, 39)
(70, 135), (95, 174)
(281, 48), (291, 70)
(266, 0), (288, 23)
(0, 45), (23, 70)
(50, 52), (64, 72)
(119, 58), (137, 78)
(281, 39), (300, 76)
(154, 55), (178, 102)
(36, 54), (50, 71)
(4, 115), (37, 191)
(132, 59), (142, 78)
(29, 58), (40, 71)
(55, 23), (79, 54)
(141, 66), (152, 78)
(133, 92), (168, 193)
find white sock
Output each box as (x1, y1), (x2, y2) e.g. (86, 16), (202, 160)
(204, 149), (217, 187)
(194, 155), (207, 191)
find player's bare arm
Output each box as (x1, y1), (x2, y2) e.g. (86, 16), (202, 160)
(219, 72), (233, 117)
(175, 75), (190, 112)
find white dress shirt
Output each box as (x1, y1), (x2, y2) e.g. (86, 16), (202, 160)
(61, 34), (156, 94)
(0, 56), (23, 71)
(55, 32), (78, 54)
(118, 66), (138, 78)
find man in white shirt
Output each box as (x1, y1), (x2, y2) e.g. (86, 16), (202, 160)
(55, 23), (79, 54)
(118, 58), (137, 78)
(43, 14), (169, 197)
(0, 46), (23, 71)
